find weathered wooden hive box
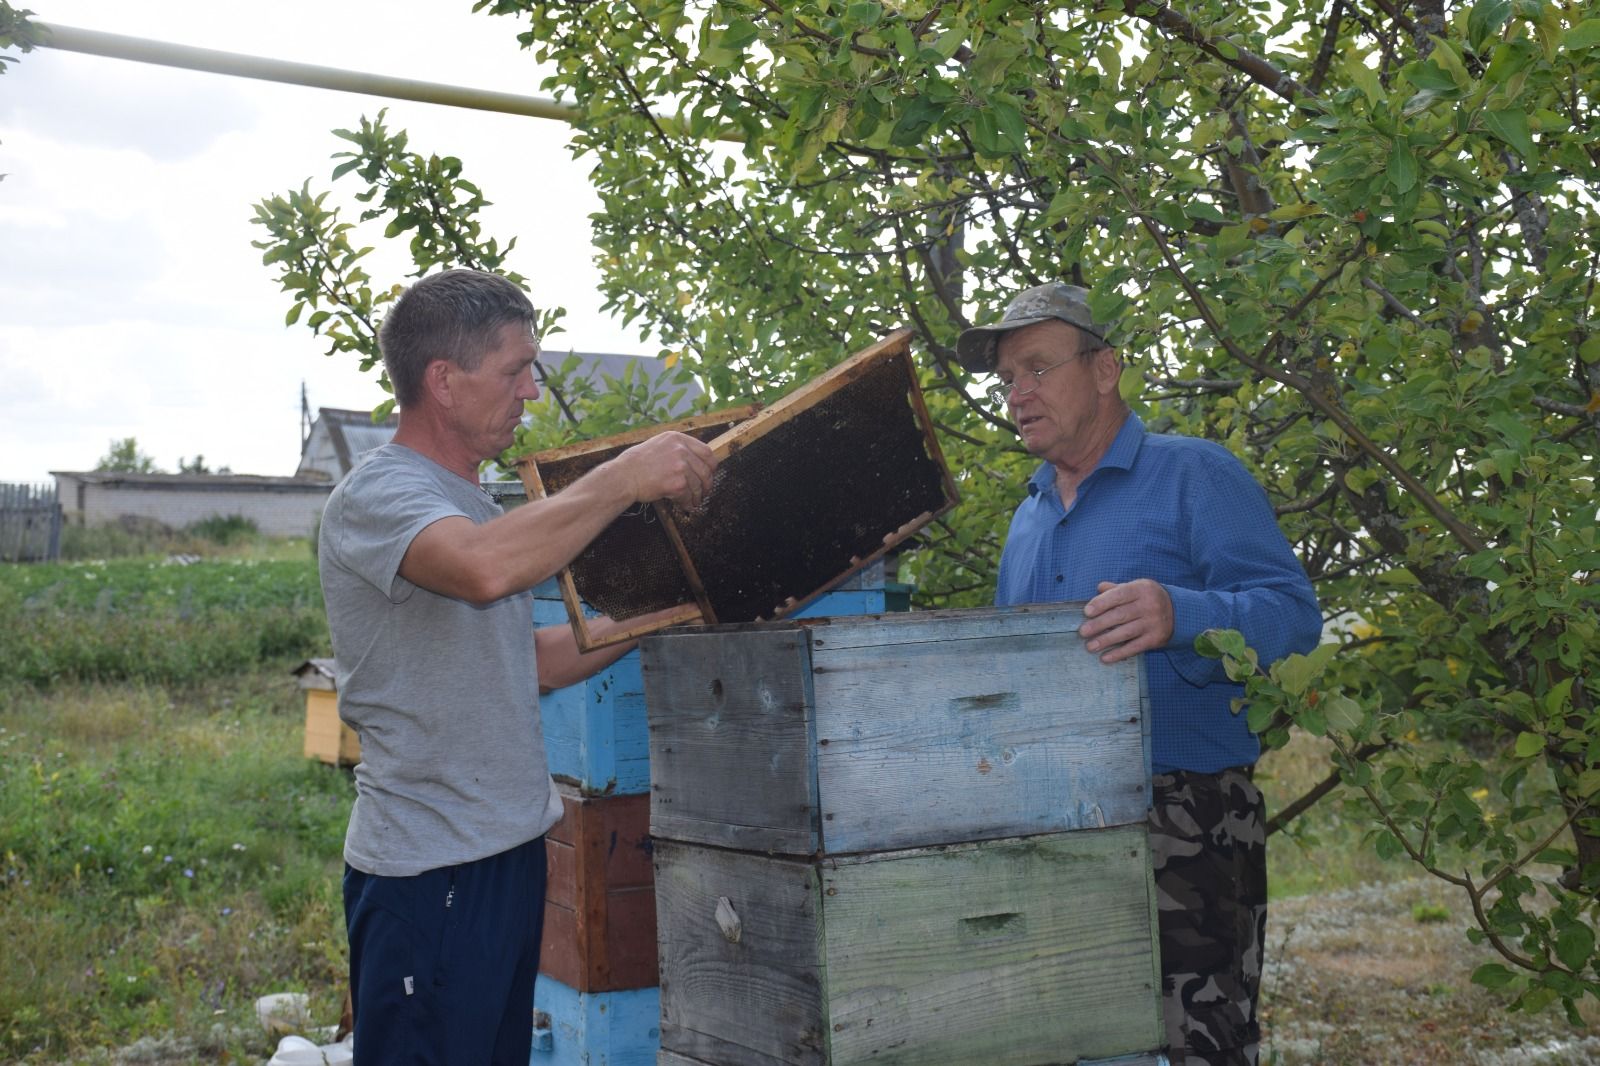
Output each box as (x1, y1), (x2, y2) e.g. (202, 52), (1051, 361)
(641, 603), (1164, 1066)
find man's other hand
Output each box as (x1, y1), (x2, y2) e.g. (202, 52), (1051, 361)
(612, 431), (718, 510)
(1080, 578), (1174, 663)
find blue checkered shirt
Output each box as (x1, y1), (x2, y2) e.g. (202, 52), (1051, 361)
(996, 414), (1322, 774)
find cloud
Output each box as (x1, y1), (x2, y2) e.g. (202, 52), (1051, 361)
(0, 47), (260, 162)
(0, 0), (666, 484)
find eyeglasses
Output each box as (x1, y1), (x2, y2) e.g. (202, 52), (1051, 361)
(985, 351), (1100, 408)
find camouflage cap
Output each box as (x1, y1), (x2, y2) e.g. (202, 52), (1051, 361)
(956, 282), (1113, 372)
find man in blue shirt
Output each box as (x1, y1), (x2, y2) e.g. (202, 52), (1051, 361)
(958, 282), (1322, 1066)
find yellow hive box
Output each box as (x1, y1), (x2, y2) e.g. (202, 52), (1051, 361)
(293, 659), (360, 767)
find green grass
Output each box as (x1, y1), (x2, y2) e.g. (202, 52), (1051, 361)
(0, 557), (328, 686)
(1, 545), (345, 1060)
(0, 669), (351, 1062)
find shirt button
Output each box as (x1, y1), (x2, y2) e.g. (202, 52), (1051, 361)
(1055, 574), (1064, 582)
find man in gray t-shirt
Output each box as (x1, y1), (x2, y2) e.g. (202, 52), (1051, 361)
(319, 269), (715, 1065)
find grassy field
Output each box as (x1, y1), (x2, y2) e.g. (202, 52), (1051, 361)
(0, 670), (351, 1062)
(1, 532), (347, 1062)
(0, 534), (1591, 1063)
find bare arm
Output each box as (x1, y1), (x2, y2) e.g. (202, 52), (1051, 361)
(399, 431), (715, 605)
(534, 624), (635, 693)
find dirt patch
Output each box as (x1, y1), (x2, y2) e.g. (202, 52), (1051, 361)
(1262, 879), (1600, 1064)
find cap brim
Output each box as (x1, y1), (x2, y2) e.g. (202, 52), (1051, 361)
(955, 315), (1054, 372)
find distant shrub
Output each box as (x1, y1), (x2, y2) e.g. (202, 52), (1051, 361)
(59, 516), (208, 561)
(188, 514), (259, 546)
(1412, 901), (1452, 924)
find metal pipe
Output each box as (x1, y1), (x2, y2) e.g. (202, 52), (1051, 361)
(34, 21), (584, 123)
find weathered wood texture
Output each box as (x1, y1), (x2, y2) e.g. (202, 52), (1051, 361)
(642, 604), (1150, 857)
(654, 829), (1162, 1066)
(654, 841), (828, 1066)
(644, 629), (821, 855)
(534, 572), (891, 798)
(541, 787), (658, 993)
(0, 482), (63, 562)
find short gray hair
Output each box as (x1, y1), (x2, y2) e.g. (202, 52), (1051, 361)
(378, 269), (537, 407)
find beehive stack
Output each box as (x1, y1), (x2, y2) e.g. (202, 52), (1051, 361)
(641, 604), (1166, 1066)
(529, 566), (902, 1065)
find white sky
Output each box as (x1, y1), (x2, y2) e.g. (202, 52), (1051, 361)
(0, 0), (644, 483)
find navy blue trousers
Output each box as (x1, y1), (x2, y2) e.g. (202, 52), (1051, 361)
(343, 835), (547, 1065)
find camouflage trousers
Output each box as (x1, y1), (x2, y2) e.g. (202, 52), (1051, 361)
(1150, 767), (1267, 1066)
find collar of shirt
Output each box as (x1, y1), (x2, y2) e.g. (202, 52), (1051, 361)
(1025, 411), (1146, 509)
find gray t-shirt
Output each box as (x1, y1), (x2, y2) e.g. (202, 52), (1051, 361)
(319, 443), (564, 877)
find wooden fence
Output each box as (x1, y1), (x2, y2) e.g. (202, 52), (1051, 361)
(0, 483), (64, 563)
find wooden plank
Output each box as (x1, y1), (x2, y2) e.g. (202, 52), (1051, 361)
(821, 828), (1164, 1065)
(541, 788), (659, 992)
(810, 623), (1149, 854)
(533, 978), (661, 1065)
(520, 406), (762, 467)
(896, 340), (963, 514)
(803, 601), (1094, 651)
(642, 630), (819, 854)
(658, 1052), (714, 1066)
(579, 603), (706, 654)
(654, 841), (827, 1066)
(701, 331), (913, 462)
(655, 503), (718, 626)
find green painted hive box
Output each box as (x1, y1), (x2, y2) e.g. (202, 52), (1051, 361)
(640, 604), (1166, 1066)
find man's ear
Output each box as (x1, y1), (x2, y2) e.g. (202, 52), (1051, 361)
(421, 359), (454, 409)
(1093, 347), (1123, 396)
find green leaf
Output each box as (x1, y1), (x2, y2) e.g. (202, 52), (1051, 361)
(1578, 769), (1600, 798)
(1273, 643), (1339, 696)
(1267, 203), (1323, 221)
(1543, 677), (1576, 715)
(1561, 19), (1600, 50)
(1427, 36), (1473, 88)
(1514, 731), (1546, 758)
(1196, 628), (1249, 660)
(1481, 108), (1536, 160)
(1472, 962), (1518, 990)
(1118, 365), (1142, 404)
(890, 97), (945, 147)
(847, 2), (882, 29)
(1403, 59), (1460, 92)
(1467, 0), (1514, 51)
(1388, 137), (1419, 193)
(1215, 223), (1252, 258)
(1555, 921), (1595, 971)
(1323, 694), (1363, 732)
(990, 99), (1029, 152)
